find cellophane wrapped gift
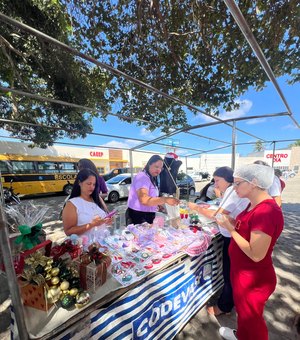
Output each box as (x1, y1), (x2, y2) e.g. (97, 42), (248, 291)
(1, 202), (50, 274)
(75, 244), (111, 293)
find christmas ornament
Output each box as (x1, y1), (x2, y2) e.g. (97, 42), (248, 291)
(50, 268), (60, 277)
(61, 294), (75, 309)
(60, 280), (70, 291)
(51, 276), (60, 286)
(75, 292), (90, 308)
(69, 288), (79, 297)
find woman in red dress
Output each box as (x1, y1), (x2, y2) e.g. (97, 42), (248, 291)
(216, 164), (284, 340)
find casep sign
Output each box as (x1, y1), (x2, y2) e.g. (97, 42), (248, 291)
(89, 150), (104, 158)
(264, 150), (291, 166)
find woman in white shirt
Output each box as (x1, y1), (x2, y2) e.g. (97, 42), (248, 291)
(63, 168), (112, 239)
(189, 166), (249, 316)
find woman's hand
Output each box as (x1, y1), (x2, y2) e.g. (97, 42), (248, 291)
(91, 215), (113, 227)
(188, 202), (198, 210)
(165, 197), (180, 206)
(188, 202), (210, 212)
(103, 217), (113, 226)
(215, 214), (235, 233)
(158, 205), (166, 213)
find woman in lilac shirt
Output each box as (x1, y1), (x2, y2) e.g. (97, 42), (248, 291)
(127, 155), (179, 224)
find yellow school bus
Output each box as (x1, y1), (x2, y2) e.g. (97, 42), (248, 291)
(0, 154), (80, 196)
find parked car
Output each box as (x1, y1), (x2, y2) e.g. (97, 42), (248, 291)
(105, 172), (196, 203)
(282, 170), (297, 179)
(103, 167), (142, 181)
(190, 171), (210, 182)
(176, 173), (196, 196)
(105, 173), (133, 203)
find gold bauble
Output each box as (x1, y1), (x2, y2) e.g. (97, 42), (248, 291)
(51, 276), (60, 285)
(60, 281), (70, 291)
(69, 288), (79, 296)
(47, 287), (61, 303)
(51, 267), (60, 277)
(45, 273), (52, 281)
(44, 265), (52, 272)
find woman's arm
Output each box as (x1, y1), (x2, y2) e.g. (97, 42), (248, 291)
(216, 215), (272, 262)
(188, 202), (229, 219)
(137, 188), (179, 206)
(62, 201), (111, 236)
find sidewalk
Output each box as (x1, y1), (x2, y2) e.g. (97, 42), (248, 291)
(1, 176), (300, 339)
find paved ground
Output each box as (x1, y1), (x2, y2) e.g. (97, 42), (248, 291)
(1, 176), (299, 339)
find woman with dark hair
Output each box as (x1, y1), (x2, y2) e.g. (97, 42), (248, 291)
(127, 155), (179, 224)
(195, 178), (216, 203)
(77, 158), (108, 200)
(77, 158), (109, 213)
(189, 166), (249, 317)
(63, 168), (112, 237)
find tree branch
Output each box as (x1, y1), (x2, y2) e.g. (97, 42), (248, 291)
(150, 0), (181, 66)
(169, 31), (201, 36)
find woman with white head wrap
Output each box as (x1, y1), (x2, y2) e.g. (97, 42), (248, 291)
(217, 164), (284, 340)
(189, 166), (249, 316)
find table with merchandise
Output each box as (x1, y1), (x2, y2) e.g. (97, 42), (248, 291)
(7, 204), (224, 340)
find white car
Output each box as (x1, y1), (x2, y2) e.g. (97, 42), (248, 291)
(106, 173), (133, 203)
(190, 171), (211, 182)
(282, 170), (297, 179)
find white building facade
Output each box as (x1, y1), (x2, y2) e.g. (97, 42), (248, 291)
(0, 141), (299, 175)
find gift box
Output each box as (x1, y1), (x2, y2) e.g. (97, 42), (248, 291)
(0, 234), (50, 275)
(50, 239), (82, 263)
(75, 251), (111, 293)
(16, 240), (52, 275)
(19, 280), (53, 311)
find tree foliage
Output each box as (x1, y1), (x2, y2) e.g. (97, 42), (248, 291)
(253, 140), (265, 152)
(0, 0), (111, 147)
(0, 0), (299, 146)
(288, 139), (300, 148)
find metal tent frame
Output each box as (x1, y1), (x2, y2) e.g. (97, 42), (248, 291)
(0, 2), (299, 339)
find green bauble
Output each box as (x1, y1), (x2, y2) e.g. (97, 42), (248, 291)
(59, 269), (71, 281)
(69, 277), (80, 289)
(35, 264), (45, 275)
(61, 294), (75, 309)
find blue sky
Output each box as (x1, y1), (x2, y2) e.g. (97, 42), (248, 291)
(1, 76), (299, 157)
(64, 75), (300, 157)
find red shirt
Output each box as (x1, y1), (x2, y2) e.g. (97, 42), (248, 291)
(229, 199), (284, 270)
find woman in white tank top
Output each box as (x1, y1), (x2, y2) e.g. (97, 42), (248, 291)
(62, 169), (112, 241)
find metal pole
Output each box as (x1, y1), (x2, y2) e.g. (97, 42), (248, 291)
(272, 142), (276, 168)
(0, 205), (28, 339)
(185, 156), (189, 198)
(129, 150), (134, 180)
(231, 121), (236, 170)
(223, 0), (300, 129)
(185, 156), (188, 174)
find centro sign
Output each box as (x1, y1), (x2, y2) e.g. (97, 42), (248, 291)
(90, 151), (103, 157)
(266, 153), (288, 162)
